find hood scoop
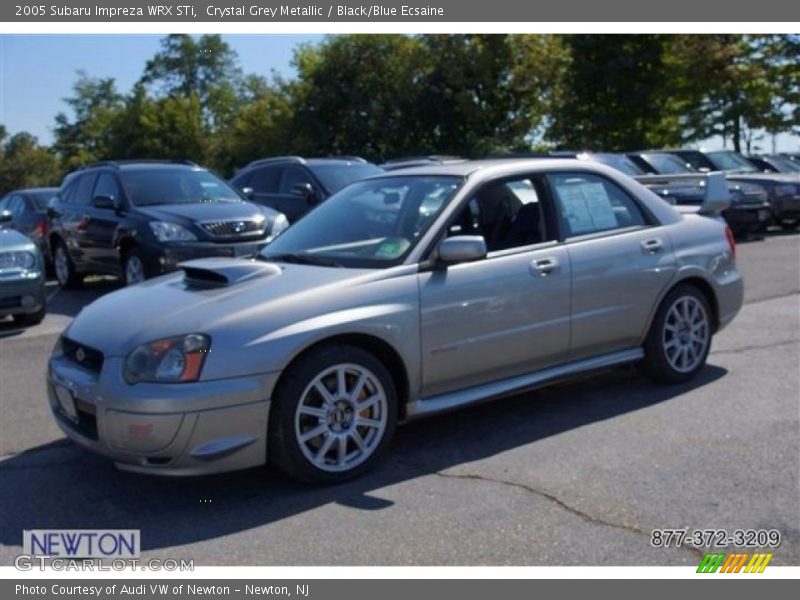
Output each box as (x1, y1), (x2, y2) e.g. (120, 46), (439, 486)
(179, 258), (282, 289)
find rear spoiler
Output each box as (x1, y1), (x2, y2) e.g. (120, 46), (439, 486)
(633, 171), (731, 215)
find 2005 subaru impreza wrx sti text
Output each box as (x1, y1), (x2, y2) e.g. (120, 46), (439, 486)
(47, 159), (743, 482)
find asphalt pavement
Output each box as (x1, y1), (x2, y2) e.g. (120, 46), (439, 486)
(0, 232), (798, 566)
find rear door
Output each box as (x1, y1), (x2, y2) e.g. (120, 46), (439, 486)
(276, 166), (321, 221)
(546, 172), (677, 361)
(58, 173), (97, 268)
(240, 165), (285, 215)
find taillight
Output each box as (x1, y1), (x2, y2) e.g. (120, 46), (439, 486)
(33, 218), (48, 238)
(724, 226), (736, 260)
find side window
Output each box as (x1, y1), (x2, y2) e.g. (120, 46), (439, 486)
(548, 173), (647, 238)
(447, 177), (552, 253)
(93, 172), (123, 202)
(72, 173), (97, 206)
(6, 195), (24, 216)
(248, 166), (282, 194)
(279, 166), (315, 195)
(59, 179), (79, 204)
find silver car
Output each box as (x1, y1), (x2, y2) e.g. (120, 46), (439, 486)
(47, 159), (743, 482)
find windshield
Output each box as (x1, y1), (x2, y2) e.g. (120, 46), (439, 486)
(310, 163), (384, 194)
(642, 153), (695, 174)
(122, 168), (244, 206)
(586, 154), (645, 176)
(261, 175), (461, 268)
(706, 151), (758, 173)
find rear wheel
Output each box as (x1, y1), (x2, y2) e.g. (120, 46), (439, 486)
(53, 242), (82, 289)
(268, 344), (397, 483)
(641, 284), (713, 384)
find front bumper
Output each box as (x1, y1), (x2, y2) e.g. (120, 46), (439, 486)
(0, 274), (46, 318)
(139, 239), (269, 276)
(48, 353), (280, 476)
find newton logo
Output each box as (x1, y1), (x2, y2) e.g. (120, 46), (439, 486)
(697, 552), (773, 573)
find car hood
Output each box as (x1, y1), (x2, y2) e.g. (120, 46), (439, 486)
(0, 228), (36, 252)
(64, 258), (381, 356)
(135, 202), (276, 222)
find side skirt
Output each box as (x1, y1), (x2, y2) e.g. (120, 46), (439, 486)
(405, 347), (644, 420)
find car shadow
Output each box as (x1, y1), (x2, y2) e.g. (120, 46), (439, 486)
(0, 364), (727, 557)
(44, 277), (121, 320)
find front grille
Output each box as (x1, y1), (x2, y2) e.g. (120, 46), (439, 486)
(62, 337), (104, 373)
(0, 296), (21, 310)
(201, 220), (264, 238)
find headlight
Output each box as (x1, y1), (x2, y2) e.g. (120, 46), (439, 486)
(0, 251), (36, 272)
(775, 184), (797, 197)
(270, 213), (289, 237)
(149, 221), (197, 242)
(124, 334), (210, 384)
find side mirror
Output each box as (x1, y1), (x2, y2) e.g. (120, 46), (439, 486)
(240, 187), (255, 200)
(93, 195), (116, 210)
(437, 235), (487, 266)
(0, 210), (12, 224)
(291, 182), (318, 205)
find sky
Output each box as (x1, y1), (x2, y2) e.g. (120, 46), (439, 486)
(0, 34), (323, 144)
(0, 34), (798, 153)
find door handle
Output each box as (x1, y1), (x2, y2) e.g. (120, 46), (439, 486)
(530, 256), (560, 277)
(641, 238), (663, 254)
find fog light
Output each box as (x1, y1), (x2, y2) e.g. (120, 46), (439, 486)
(21, 295), (36, 309)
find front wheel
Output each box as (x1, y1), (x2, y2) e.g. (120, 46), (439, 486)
(123, 249), (149, 286)
(641, 284), (713, 384)
(53, 242), (82, 289)
(268, 344), (397, 483)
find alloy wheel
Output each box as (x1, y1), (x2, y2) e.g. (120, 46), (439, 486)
(662, 295), (710, 373)
(294, 363), (388, 473)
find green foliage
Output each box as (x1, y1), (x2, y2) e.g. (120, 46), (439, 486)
(0, 130), (62, 195)
(7, 33), (796, 191)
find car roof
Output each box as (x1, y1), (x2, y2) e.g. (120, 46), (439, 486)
(362, 158), (595, 179)
(9, 187), (59, 195)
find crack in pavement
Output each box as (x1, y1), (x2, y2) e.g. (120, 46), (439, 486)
(419, 466), (704, 560)
(710, 339), (798, 357)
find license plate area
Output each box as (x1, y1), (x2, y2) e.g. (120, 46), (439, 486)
(54, 384), (78, 423)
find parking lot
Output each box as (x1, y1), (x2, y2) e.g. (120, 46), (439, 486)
(0, 230), (798, 566)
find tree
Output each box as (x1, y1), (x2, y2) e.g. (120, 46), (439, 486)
(53, 72), (123, 168)
(0, 130), (62, 195)
(546, 35), (686, 151)
(667, 35), (798, 152)
(140, 34), (241, 124)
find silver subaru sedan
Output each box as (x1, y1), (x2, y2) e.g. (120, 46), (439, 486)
(47, 159), (743, 482)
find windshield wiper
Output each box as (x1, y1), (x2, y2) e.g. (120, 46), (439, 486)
(260, 253), (344, 268)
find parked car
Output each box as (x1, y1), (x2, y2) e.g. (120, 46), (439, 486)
(0, 210), (46, 326)
(48, 160), (289, 288)
(381, 155), (466, 171)
(48, 159), (742, 482)
(0, 187), (58, 265)
(627, 152), (772, 237)
(745, 154), (800, 176)
(230, 156), (383, 222)
(665, 149), (800, 229)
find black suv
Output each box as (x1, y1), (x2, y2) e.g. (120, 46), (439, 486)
(48, 160), (288, 288)
(230, 156), (383, 222)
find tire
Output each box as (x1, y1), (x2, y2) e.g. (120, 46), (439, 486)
(12, 302), (46, 327)
(53, 242), (82, 289)
(122, 249), (149, 286)
(779, 218), (798, 231)
(268, 344), (398, 483)
(640, 284), (713, 384)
